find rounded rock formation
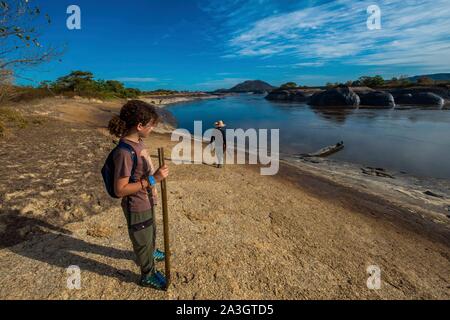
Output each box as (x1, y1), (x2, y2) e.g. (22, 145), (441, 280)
(265, 89), (309, 102)
(359, 91), (395, 108)
(395, 92), (444, 107)
(308, 86), (360, 107)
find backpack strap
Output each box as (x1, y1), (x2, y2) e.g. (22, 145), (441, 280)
(117, 141), (138, 183)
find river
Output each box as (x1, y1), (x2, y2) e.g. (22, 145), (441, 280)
(167, 94), (450, 179)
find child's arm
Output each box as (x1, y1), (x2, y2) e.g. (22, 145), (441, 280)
(113, 147), (170, 198)
(115, 177), (149, 198)
(114, 166), (169, 198)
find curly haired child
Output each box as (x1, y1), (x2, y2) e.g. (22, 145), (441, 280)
(108, 100), (169, 289)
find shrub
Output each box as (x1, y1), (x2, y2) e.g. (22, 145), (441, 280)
(0, 120), (4, 137)
(358, 75), (385, 87)
(39, 71), (142, 100)
(0, 85), (15, 105)
(9, 86), (53, 102)
(0, 107), (28, 128)
(0, 69), (15, 105)
(417, 77), (435, 86)
(280, 82), (298, 89)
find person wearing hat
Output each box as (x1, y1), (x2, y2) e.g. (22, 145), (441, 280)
(210, 120), (227, 168)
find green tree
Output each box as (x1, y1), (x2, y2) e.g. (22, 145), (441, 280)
(53, 71), (95, 93)
(38, 71), (142, 100)
(280, 82), (298, 89)
(104, 80), (125, 93)
(358, 75), (385, 87)
(123, 88), (141, 98)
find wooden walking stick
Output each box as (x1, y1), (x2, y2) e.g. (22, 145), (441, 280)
(158, 147), (171, 290)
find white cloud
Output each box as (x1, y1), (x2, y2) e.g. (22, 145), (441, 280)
(221, 0), (450, 69)
(294, 62), (325, 67)
(257, 61), (325, 68)
(216, 72), (234, 76)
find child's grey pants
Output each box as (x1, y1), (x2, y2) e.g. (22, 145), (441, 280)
(122, 204), (156, 275)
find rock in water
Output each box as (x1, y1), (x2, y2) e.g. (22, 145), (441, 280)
(308, 86), (360, 107)
(389, 87), (450, 99)
(395, 92), (444, 106)
(265, 89), (291, 101)
(390, 88), (446, 107)
(410, 92), (444, 107)
(265, 89), (309, 102)
(395, 93), (414, 104)
(359, 91), (395, 108)
(293, 90), (309, 102)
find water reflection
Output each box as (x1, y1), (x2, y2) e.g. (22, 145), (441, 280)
(309, 107), (355, 124)
(167, 95), (450, 179)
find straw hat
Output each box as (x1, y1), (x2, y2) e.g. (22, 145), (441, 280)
(214, 120), (226, 128)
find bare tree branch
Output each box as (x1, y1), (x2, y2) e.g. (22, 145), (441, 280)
(0, 0), (61, 76)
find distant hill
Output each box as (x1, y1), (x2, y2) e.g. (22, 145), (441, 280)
(215, 80), (275, 93)
(407, 73), (450, 82)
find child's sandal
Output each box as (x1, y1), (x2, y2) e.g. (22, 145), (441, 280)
(140, 270), (167, 289)
(153, 249), (165, 262)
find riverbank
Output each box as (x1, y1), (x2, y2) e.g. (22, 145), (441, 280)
(139, 92), (222, 107)
(279, 155), (450, 239)
(7, 95), (449, 229)
(0, 97), (449, 299)
(0, 93), (220, 134)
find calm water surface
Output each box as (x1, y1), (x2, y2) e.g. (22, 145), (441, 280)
(167, 95), (450, 179)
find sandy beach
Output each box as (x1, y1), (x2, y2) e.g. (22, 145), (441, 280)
(0, 96), (449, 299)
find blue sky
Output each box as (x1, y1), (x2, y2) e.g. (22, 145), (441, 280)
(15, 0), (450, 90)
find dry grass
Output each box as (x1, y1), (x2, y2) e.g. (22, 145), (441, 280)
(0, 80), (54, 105)
(0, 107), (28, 129)
(0, 85), (15, 105)
(86, 224), (113, 239)
(0, 70), (15, 105)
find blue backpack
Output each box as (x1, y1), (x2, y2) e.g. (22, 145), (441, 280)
(101, 141), (138, 198)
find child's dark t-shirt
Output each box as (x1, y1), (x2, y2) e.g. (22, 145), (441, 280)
(113, 138), (155, 212)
